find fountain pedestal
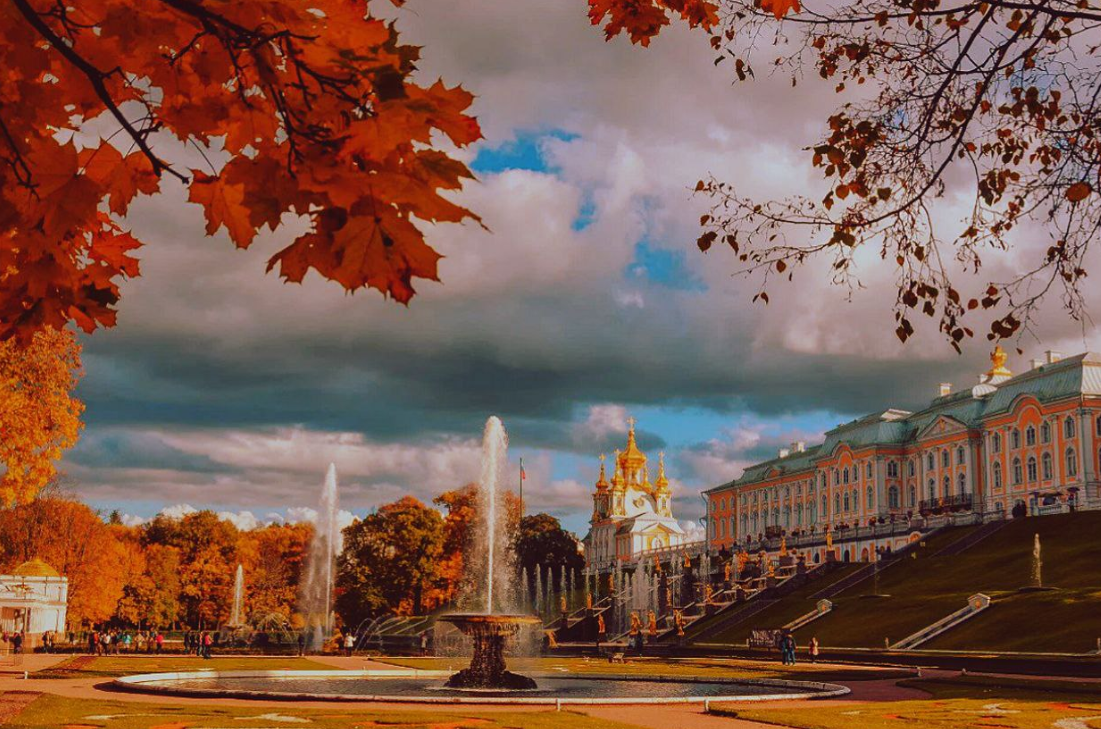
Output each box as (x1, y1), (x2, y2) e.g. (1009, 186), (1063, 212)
(439, 614), (541, 690)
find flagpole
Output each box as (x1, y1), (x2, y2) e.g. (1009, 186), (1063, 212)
(519, 457), (524, 517)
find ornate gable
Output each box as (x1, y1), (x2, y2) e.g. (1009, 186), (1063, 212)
(916, 414), (969, 441)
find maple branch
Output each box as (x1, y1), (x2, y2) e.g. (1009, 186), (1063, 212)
(7, 0), (187, 183)
(0, 110), (33, 188)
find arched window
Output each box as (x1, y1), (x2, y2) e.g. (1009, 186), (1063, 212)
(1041, 421), (1051, 444)
(1066, 448), (1079, 478)
(866, 485), (874, 509)
(942, 474), (951, 496)
(941, 449), (950, 468)
(1012, 428), (1021, 450)
(1013, 457), (1023, 485)
(1027, 456), (1038, 482)
(1065, 417), (1077, 439)
(957, 446), (966, 465)
(888, 486), (900, 508)
(1096, 414), (1101, 437)
(834, 469), (840, 485)
(866, 462), (873, 480)
(783, 507), (791, 527)
(852, 488), (858, 511)
(908, 459), (916, 477)
(843, 492), (850, 511)
(835, 493), (841, 513)
(809, 500), (817, 523)
(741, 514), (748, 532)
(796, 504), (803, 525)
(908, 484), (916, 507)
(843, 468), (850, 485)
(993, 462), (1002, 489)
(1042, 452), (1053, 480)
(928, 478), (936, 500)
(957, 472), (966, 495)
(1025, 426), (1036, 446)
(993, 432), (1002, 453)
(821, 495), (828, 519)
(927, 452), (935, 471)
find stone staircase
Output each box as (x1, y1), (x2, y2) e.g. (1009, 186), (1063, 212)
(808, 527), (942, 600)
(890, 593), (992, 649)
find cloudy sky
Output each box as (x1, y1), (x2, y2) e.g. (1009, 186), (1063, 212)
(62, 0), (1101, 535)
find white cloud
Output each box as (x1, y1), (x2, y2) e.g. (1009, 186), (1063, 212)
(159, 503), (198, 520)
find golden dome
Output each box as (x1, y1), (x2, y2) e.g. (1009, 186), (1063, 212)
(595, 454), (609, 490)
(618, 417), (647, 470)
(610, 449), (626, 491)
(655, 451), (670, 493)
(12, 558), (60, 578)
(986, 345), (1012, 378)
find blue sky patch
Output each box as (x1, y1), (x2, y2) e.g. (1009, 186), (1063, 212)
(471, 129), (578, 175)
(627, 240), (707, 291)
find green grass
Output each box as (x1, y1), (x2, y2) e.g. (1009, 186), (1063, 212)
(378, 656), (912, 683)
(718, 674), (1101, 729)
(796, 512), (1101, 650)
(5, 694), (640, 729)
(33, 655), (334, 679)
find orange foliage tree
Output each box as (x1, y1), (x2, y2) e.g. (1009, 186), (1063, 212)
(1, 0), (484, 342)
(0, 492), (126, 626)
(0, 329), (83, 505)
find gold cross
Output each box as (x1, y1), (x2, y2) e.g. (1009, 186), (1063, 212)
(627, 416), (636, 430)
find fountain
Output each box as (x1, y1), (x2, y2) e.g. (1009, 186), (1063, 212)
(439, 416), (540, 690)
(114, 417), (852, 704)
(1032, 532), (1042, 588)
(299, 463), (340, 650)
(229, 564), (244, 626)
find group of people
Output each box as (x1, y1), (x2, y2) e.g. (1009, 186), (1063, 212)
(1, 631), (25, 655)
(87, 629), (166, 655)
(776, 633), (819, 665)
(183, 631), (215, 658)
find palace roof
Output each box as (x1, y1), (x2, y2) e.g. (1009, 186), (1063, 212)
(708, 350), (1101, 493)
(10, 559), (60, 578)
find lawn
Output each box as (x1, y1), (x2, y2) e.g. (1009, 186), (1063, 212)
(33, 655), (334, 679)
(378, 656), (912, 683)
(718, 674), (1101, 729)
(4, 694), (639, 729)
(799, 512), (1101, 650)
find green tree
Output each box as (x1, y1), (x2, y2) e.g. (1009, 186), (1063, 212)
(336, 496), (445, 628)
(515, 513), (584, 585)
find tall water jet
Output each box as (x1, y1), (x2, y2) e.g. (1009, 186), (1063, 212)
(1032, 532), (1043, 588)
(440, 416), (539, 690)
(229, 564), (244, 626)
(300, 463), (340, 650)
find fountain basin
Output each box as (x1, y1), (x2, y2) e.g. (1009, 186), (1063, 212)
(112, 669), (851, 704)
(438, 613), (542, 690)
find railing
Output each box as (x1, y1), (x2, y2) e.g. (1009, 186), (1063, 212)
(735, 518), (930, 555)
(919, 494), (974, 514)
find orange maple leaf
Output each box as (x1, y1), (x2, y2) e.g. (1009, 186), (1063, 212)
(760, 0), (801, 19)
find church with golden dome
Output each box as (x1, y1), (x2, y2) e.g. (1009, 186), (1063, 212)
(584, 419), (687, 570)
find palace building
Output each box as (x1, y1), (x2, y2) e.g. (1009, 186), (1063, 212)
(583, 419), (687, 570)
(704, 348), (1101, 563)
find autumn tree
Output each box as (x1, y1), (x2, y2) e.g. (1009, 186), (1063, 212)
(238, 522), (311, 622)
(0, 492), (126, 626)
(434, 484), (522, 608)
(336, 496), (445, 627)
(659, 0), (1101, 348)
(0, 329), (83, 505)
(1, 0), (486, 343)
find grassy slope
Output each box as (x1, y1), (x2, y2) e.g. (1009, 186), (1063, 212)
(803, 512), (1101, 651)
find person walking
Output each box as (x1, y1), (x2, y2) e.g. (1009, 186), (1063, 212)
(202, 631), (213, 659)
(155, 632), (164, 653)
(809, 636), (820, 663)
(785, 634), (797, 665)
(344, 632), (355, 657)
(297, 631), (306, 656)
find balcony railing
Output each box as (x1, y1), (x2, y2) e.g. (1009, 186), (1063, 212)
(919, 494), (973, 514)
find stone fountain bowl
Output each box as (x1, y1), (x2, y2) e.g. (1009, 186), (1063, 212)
(437, 613), (543, 690)
(439, 613), (542, 634)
